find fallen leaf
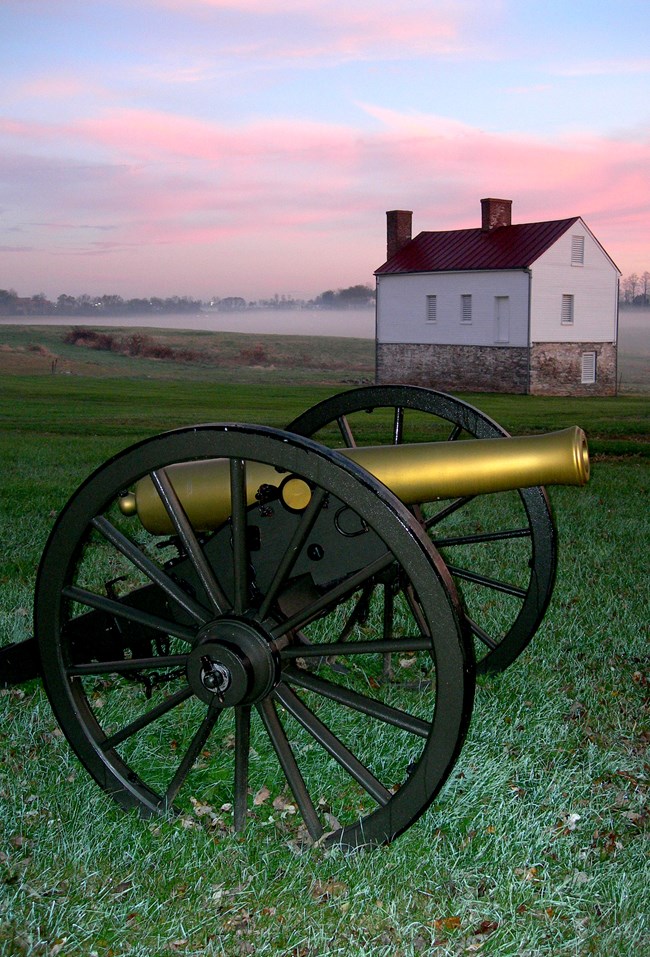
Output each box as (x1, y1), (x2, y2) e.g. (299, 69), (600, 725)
(253, 787), (271, 806)
(461, 829), (477, 848)
(191, 797), (218, 818)
(474, 920), (499, 935)
(9, 835), (30, 850)
(555, 811), (581, 834)
(272, 795), (296, 813)
(310, 879), (349, 901)
(399, 656), (418, 669)
(223, 910), (251, 931)
(325, 812), (342, 832)
(433, 916), (461, 932)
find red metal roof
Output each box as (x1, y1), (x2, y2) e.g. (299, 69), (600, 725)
(375, 217), (580, 274)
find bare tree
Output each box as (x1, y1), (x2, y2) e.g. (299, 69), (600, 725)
(623, 273), (639, 303)
(641, 271), (650, 306)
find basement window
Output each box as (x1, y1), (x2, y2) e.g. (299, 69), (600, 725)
(571, 235), (585, 266)
(561, 294), (574, 325)
(426, 295), (437, 322)
(581, 351), (597, 384)
(460, 294), (472, 323)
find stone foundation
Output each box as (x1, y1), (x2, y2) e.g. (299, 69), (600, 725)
(529, 342), (617, 396)
(376, 341), (618, 395)
(376, 343), (529, 393)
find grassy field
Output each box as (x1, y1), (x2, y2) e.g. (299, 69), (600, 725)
(0, 324), (373, 386)
(0, 337), (648, 956)
(0, 314), (648, 392)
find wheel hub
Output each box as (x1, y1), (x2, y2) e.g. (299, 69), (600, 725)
(187, 618), (280, 707)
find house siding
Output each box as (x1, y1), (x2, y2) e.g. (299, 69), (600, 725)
(530, 221), (619, 343)
(376, 271), (530, 347)
(377, 342), (529, 393)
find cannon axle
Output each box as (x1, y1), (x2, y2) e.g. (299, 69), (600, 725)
(187, 618), (280, 707)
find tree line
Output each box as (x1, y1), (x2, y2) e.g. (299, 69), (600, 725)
(620, 272), (650, 306)
(0, 284), (375, 317)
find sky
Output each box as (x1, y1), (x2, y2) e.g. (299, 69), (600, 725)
(1, 0), (649, 302)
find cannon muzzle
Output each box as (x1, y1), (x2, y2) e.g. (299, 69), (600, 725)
(119, 426), (589, 535)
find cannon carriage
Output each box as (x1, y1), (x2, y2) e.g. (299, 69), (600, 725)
(2, 386), (589, 848)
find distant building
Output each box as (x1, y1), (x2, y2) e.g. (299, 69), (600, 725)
(375, 198), (620, 395)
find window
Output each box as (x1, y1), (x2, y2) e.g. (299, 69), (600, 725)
(461, 294), (472, 323)
(426, 294), (437, 322)
(581, 352), (596, 384)
(571, 235), (585, 266)
(561, 294), (574, 325)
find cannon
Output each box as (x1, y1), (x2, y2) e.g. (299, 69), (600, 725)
(2, 386), (589, 849)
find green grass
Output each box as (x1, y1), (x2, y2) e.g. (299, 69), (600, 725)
(1, 313), (649, 393)
(0, 353), (648, 956)
(0, 324), (373, 385)
(0, 374), (648, 459)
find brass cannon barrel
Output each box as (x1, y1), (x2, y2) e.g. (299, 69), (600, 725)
(119, 426), (589, 534)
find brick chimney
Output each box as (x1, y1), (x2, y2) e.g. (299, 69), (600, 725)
(481, 197), (512, 231)
(386, 210), (412, 259)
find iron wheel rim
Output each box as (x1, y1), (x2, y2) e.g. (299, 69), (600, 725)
(287, 385), (557, 673)
(35, 423), (474, 848)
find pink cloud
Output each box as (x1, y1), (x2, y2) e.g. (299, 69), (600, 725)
(551, 58), (650, 77)
(73, 109), (361, 165)
(357, 104), (650, 222)
(19, 76), (95, 99)
(151, 0), (477, 62)
(2, 100), (648, 295)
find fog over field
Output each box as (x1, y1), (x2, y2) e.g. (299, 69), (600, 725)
(0, 308), (375, 339)
(1, 307), (647, 390)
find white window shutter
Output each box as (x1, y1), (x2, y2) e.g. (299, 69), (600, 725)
(561, 294), (574, 324)
(581, 352), (596, 383)
(571, 236), (585, 266)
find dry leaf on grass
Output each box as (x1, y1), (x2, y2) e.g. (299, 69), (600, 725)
(310, 879), (349, 901)
(272, 794), (297, 813)
(433, 916), (461, 932)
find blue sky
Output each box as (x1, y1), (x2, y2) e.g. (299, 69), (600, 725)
(1, 0), (648, 299)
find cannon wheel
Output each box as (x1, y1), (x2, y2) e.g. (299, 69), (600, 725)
(287, 385), (557, 674)
(35, 424), (473, 848)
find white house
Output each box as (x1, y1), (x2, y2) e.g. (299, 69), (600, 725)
(375, 198), (620, 395)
